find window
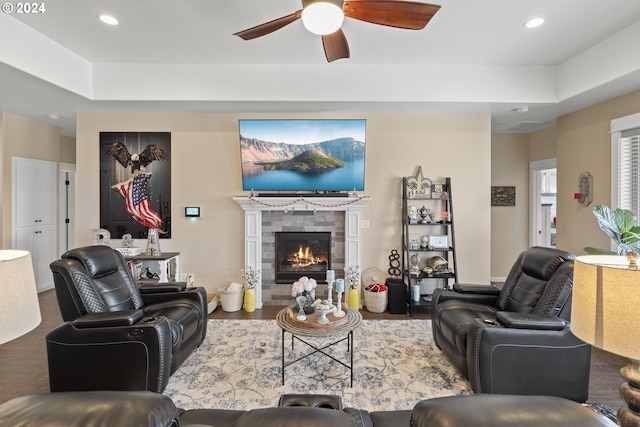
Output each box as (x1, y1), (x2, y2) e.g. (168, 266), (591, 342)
(611, 113), (640, 217)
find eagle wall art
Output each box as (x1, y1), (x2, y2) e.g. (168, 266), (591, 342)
(99, 132), (172, 239)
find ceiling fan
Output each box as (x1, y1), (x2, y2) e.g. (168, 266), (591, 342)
(234, 0), (441, 62)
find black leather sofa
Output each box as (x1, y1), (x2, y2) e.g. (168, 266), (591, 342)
(431, 246), (592, 402)
(0, 391), (613, 427)
(47, 246), (208, 393)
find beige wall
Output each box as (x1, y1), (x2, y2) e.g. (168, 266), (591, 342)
(556, 89), (640, 255)
(4, 86), (638, 290)
(529, 127), (556, 162)
(60, 135), (76, 164)
(0, 112), (61, 248)
(490, 134), (529, 279)
(489, 88), (640, 277)
(75, 112), (492, 293)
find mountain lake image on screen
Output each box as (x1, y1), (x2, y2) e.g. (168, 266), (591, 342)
(238, 119), (366, 192)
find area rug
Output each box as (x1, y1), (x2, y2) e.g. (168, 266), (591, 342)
(164, 319), (472, 411)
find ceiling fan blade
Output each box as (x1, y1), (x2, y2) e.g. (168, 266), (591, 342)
(322, 29), (350, 62)
(234, 10), (303, 40)
(343, 0), (440, 30)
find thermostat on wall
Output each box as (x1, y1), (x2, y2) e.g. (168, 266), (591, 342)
(185, 207), (200, 217)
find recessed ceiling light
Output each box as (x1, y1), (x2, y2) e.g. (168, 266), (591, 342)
(47, 113), (59, 120)
(524, 17), (545, 29)
(99, 14), (118, 26)
(512, 107), (529, 113)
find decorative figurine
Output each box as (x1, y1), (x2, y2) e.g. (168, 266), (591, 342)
(410, 254), (421, 276)
(419, 206), (431, 224)
(388, 249), (401, 277)
(408, 206), (419, 224)
(92, 229), (111, 246)
(146, 267), (159, 280)
(405, 166), (432, 198)
(146, 228), (161, 256)
(121, 233), (134, 248)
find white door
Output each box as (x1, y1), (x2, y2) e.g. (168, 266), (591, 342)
(13, 157), (58, 292)
(530, 159), (557, 248)
(13, 157), (56, 227)
(15, 225), (56, 291)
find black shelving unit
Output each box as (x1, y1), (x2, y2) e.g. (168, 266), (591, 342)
(401, 176), (458, 316)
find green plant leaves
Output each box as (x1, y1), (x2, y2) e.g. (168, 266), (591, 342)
(583, 246), (616, 255)
(589, 205), (640, 254)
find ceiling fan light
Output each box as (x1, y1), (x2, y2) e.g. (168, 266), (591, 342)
(302, 2), (344, 35)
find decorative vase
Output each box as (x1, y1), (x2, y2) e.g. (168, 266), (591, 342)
(348, 288), (360, 310)
(243, 288), (256, 312)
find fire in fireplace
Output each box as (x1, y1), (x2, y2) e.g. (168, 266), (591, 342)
(275, 232), (331, 283)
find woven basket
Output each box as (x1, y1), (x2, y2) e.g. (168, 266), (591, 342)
(218, 287), (244, 312)
(364, 289), (388, 313)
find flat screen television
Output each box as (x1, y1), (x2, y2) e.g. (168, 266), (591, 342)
(239, 119), (366, 193)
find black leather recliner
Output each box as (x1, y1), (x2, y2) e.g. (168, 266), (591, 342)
(0, 391), (613, 427)
(431, 246), (592, 402)
(47, 245), (208, 393)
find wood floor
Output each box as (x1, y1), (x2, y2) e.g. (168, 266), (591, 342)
(0, 289), (626, 410)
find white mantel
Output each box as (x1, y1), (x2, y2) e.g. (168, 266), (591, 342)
(233, 196), (370, 308)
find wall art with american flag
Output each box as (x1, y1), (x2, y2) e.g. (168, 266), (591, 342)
(99, 132), (171, 239)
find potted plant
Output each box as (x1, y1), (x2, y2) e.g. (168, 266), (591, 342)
(585, 205), (640, 268)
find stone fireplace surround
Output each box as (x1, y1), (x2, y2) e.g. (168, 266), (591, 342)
(233, 196), (370, 308)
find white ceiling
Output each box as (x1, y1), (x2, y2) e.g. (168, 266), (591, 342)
(1, 0), (640, 137)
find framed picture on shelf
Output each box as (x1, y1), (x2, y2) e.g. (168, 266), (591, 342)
(431, 181), (447, 199)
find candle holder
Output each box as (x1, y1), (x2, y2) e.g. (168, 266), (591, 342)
(326, 280), (334, 306)
(325, 269), (335, 307)
(334, 291), (345, 317)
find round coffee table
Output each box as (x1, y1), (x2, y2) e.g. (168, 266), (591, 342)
(276, 306), (362, 387)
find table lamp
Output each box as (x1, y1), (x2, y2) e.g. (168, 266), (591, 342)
(0, 250), (41, 344)
(571, 255), (640, 427)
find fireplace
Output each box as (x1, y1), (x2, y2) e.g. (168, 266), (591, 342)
(275, 232), (331, 284)
(234, 195), (369, 307)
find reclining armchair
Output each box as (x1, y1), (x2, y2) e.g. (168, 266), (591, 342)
(431, 246), (591, 402)
(47, 245), (207, 393)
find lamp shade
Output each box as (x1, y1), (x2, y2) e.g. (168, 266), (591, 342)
(571, 255), (640, 359)
(0, 250), (41, 344)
